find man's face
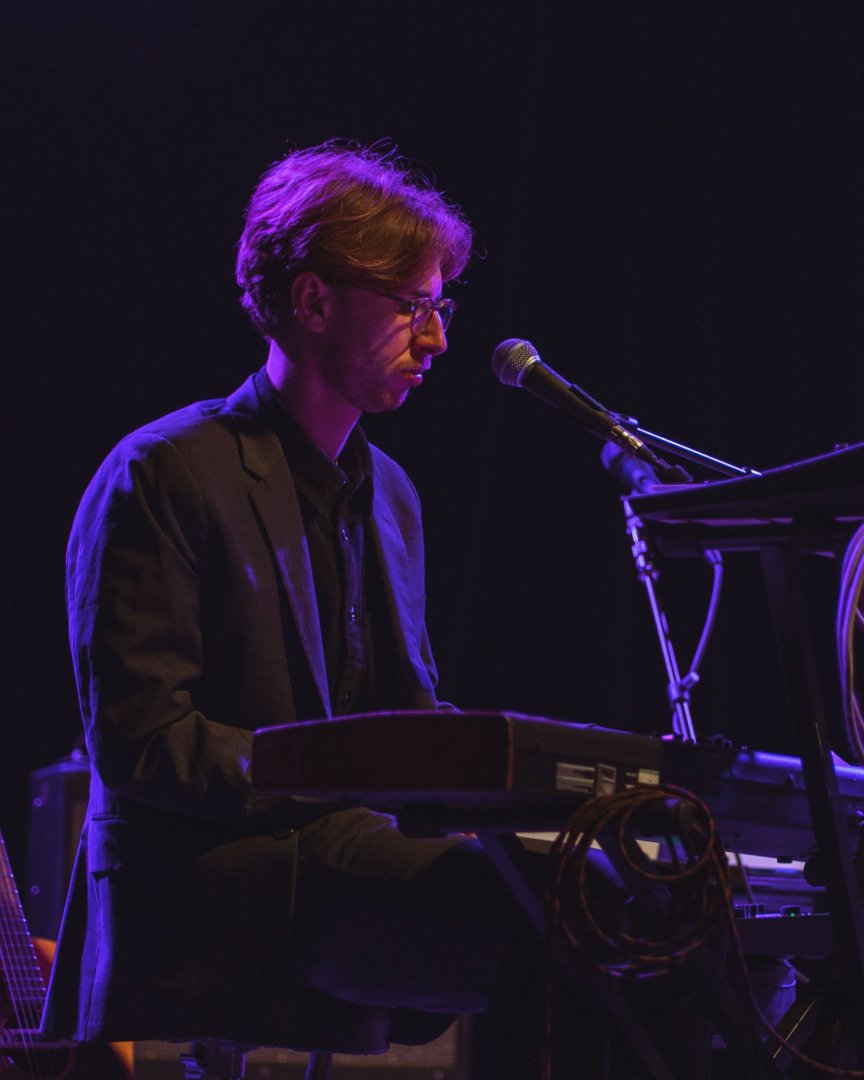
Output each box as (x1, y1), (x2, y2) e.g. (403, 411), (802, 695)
(316, 265), (449, 415)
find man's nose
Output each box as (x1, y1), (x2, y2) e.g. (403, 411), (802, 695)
(416, 310), (448, 355)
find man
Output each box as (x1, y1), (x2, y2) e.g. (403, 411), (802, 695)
(43, 142), (540, 1067)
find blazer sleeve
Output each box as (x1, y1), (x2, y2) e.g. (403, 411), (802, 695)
(67, 431), (255, 820)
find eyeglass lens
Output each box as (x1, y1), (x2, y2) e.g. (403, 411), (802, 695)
(414, 299), (456, 334)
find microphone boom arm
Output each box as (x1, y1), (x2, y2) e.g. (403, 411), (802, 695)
(557, 380), (747, 483)
(613, 416), (762, 480)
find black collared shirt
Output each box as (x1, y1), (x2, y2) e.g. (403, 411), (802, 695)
(262, 376), (376, 716)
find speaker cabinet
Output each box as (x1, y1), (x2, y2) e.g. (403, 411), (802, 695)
(26, 752), (90, 939)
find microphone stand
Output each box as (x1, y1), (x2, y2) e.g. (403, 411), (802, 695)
(621, 496), (701, 743)
(597, 419), (750, 744)
(561, 370), (761, 738)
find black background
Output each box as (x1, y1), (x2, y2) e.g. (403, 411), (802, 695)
(5, 1), (864, 873)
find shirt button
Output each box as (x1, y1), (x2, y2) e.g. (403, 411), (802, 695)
(348, 605), (358, 623)
(340, 527), (350, 542)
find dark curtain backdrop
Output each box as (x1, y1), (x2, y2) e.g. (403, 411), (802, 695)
(4, 1), (864, 868)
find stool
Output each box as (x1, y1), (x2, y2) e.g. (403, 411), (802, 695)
(179, 1039), (333, 1079)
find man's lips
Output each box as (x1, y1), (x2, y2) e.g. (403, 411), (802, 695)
(399, 364), (431, 385)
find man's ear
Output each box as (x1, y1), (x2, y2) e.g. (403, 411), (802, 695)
(291, 271), (331, 332)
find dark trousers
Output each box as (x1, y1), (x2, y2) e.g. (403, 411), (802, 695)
(284, 808), (696, 1079)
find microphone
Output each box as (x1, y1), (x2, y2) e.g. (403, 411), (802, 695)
(491, 338), (663, 470)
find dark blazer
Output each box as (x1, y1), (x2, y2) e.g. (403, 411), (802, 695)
(43, 370), (445, 1052)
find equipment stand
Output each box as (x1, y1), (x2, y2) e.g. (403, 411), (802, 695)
(623, 499), (697, 741)
(760, 539), (864, 1064)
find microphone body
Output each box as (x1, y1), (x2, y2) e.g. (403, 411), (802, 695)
(491, 338), (661, 469)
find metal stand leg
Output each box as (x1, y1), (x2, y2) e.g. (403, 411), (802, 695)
(181, 1041), (248, 1079)
(305, 1050), (333, 1079)
(478, 833), (677, 1080)
(623, 499), (702, 741)
(761, 541), (864, 1065)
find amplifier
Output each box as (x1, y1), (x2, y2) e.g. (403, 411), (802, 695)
(134, 1021), (469, 1079)
(26, 751), (90, 939)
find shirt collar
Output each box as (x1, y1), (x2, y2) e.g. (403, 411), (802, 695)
(259, 367), (373, 516)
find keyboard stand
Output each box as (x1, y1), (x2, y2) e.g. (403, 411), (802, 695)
(478, 831), (786, 1078)
(630, 444), (864, 1067)
(759, 539), (864, 1064)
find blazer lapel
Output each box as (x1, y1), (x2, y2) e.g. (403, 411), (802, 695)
(250, 474), (332, 719)
(229, 374), (332, 719)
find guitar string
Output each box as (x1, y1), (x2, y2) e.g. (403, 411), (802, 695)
(0, 834), (56, 1077)
(4, 858), (63, 1080)
(0, 855), (37, 1074)
(0, 843), (43, 1076)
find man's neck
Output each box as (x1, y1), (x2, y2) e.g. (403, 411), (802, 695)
(265, 340), (360, 461)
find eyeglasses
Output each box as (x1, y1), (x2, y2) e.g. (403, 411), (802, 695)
(341, 282), (457, 335)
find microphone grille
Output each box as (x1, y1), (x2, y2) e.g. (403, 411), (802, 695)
(491, 338), (539, 388)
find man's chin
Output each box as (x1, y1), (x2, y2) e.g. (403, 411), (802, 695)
(363, 389), (411, 414)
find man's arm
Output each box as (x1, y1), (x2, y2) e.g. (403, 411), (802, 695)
(68, 431), (255, 820)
